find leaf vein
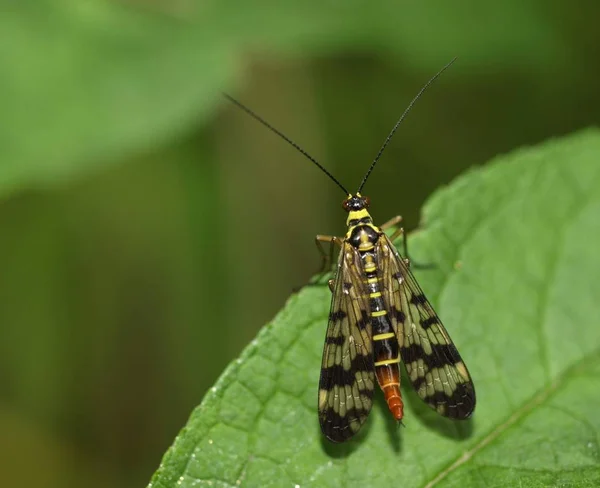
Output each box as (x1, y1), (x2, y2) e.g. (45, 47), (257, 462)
(423, 348), (600, 487)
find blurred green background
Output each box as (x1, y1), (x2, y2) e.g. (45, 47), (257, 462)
(1, 2), (599, 487)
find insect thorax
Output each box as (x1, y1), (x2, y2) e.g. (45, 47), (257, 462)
(347, 224), (380, 251)
(344, 205), (379, 249)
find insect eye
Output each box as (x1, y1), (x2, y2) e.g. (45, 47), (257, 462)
(342, 199), (350, 211)
(363, 196), (370, 207)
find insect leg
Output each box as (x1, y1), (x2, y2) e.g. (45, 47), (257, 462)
(315, 235), (344, 270)
(389, 226), (411, 266)
(382, 215), (435, 270)
(380, 215), (403, 231)
(315, 235), (344, 279)
(293, 236), (343, 292)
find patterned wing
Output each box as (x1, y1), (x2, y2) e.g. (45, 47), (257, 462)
(318, 241), (376, 442)
(377, 234), (475, 419)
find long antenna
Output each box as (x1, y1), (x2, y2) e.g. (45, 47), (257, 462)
(223, 93), (350, 195)
(356, 57), (457, 194)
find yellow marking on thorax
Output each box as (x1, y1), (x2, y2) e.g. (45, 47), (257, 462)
(346, 208), (370, 226)
(345, 208), (381, 237)
(373, 332), (395, 341)
(359, 232), (375, 251)
(369, 291), (382, 298)
(374, 356), (401, 367)
(371, 310), (387, 317)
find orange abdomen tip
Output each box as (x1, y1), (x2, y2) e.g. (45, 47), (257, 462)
(383, 384), (404, 420)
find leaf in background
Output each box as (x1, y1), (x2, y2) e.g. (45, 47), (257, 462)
(148, 129), (600, 487)
(0, 1), (562, 197)
(0, 1), (234, 194)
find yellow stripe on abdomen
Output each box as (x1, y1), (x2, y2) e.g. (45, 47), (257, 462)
(371, 310), (387, 317)
(374, 356), (401, 367)
(373, 332), (395, 341)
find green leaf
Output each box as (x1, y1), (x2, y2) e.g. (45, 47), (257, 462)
(149, 129), (600, 487)
(1, 1), (561, 197)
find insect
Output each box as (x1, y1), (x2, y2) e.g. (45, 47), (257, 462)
(224, 58), (475, 442)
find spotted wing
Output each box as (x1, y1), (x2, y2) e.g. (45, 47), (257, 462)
(377, 234), (475, 419)
(318, 241), (376, 442)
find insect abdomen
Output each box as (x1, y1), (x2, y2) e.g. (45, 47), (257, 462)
(359, 228), (404, 421)
(371, 314), (404, 420)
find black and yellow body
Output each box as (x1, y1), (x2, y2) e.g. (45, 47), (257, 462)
(317, 194), (475, 442)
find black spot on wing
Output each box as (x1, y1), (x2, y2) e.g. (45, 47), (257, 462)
(319, 407), (369, 443)
(319, 356), (372, 388)
(410, 293), (427, 306)
(356, 309), (370, 330)
(320, 365), (355, 387)
(421, 316), (440, 329)
(415, 382), (476, 419)
(401, 342), (463, 370)
(325, 335), (345, 346)
(391, 306), (406, 323)
(329, 310), (347, 322)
